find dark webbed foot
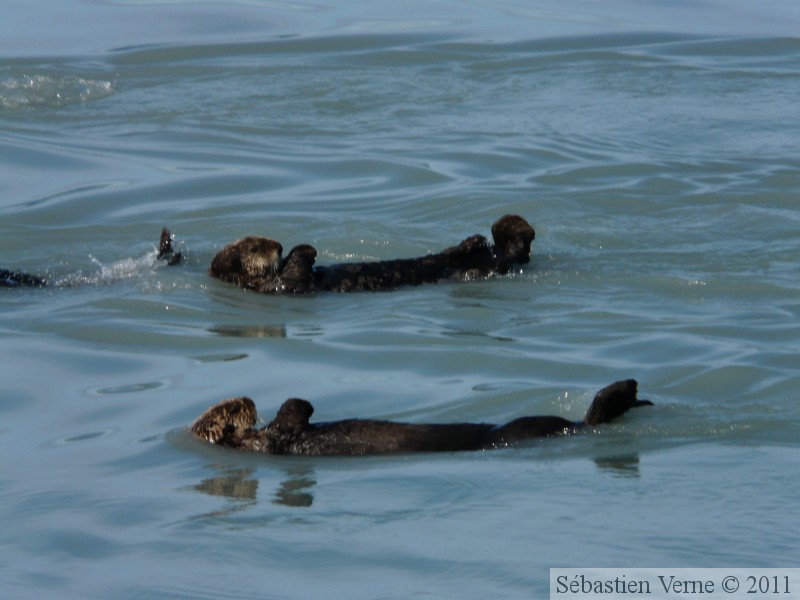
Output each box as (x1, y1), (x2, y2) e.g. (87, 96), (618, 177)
(157, 228), (182, 265)
(269, 398), (314, 435)
(449, 234), (495, 267)
(582, 379), (653, 426)
(278, 245), (318, 293)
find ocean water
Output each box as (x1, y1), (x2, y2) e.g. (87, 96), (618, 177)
(2, 1), (799, 598)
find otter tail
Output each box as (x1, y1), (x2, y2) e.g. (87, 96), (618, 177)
(582, 379), (653, 426)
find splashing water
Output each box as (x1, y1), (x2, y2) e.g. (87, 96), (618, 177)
(46, 249), (166, 288)
(0, 74), (114, 109)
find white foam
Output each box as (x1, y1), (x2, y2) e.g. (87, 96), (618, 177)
(49, 249), (162, 288)
(0, 74), (114, 109)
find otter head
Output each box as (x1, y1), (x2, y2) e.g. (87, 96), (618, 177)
(491, 215), (535, 264)
(191, 396), (258, 444)
(209, 236), (283, 289)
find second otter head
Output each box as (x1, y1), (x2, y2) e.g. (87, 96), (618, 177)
(491, 215), (535, 264)
(209, 236), (283, 289)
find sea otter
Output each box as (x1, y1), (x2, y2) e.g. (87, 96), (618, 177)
(191, 380), (653, 456)
(208, 214), (535, 293)
(0, 228), (182, 287)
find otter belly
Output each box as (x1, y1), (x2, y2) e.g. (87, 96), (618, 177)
(281, 420), (496, 456)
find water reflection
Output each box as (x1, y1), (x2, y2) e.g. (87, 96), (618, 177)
(187, 466), (260, 521)
(188, 453), (638, 516)
(593, 454), (642, 478)
(272, 466), (316, 508)
(209, 324), (287, 338)
(443, 328), (515, 343)
(193, 467), (259, 500)
(191, 463), (317, 508)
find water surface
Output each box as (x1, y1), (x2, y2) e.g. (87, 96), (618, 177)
(2, 1), (799, 598)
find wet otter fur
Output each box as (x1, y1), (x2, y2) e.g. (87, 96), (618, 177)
(0, 227), (182, 287)
(0, 269), (47, 288)
(208, 214), (535, 293)
(191, 380), (653, 456)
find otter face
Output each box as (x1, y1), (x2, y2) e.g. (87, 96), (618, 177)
(191, 396), (258, 444)
(209, 236), (283, 288)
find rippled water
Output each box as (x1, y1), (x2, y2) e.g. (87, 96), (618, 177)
(2, 1), (799, 598)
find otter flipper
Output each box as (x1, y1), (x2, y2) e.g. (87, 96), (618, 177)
(269, 398), (314, 435)
(278, 245), (318, 293)
(582, 379), (653, 426)
(157, 228), (183, 265)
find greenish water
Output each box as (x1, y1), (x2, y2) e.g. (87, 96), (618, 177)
(2, 1), (799, 598)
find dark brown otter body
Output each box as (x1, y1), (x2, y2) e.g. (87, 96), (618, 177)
(208, 214), (535, 293)
(191, 380), (653, 456)
(0, 228), (181, 287)
(0, 269), (47, 287)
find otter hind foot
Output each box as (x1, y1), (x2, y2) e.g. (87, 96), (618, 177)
(582, 379), (653, 426)
(157, 228), (183, 265)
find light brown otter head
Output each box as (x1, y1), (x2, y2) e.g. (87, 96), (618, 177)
(491, 215), (535, 264)
(209, 236), (283, 289)
(192, 396), (258, 444)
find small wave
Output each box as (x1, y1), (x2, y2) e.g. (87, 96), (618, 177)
(0, 74), (114, 109)
(89, 252), (158, 283)
(49, 248), (165, 287)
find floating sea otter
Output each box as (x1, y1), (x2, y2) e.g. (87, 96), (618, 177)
(191, 380), (652, 456)
(3, 216), (534, 293)
(0, 228), (182, 287)
(208, 214), (534, 293)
